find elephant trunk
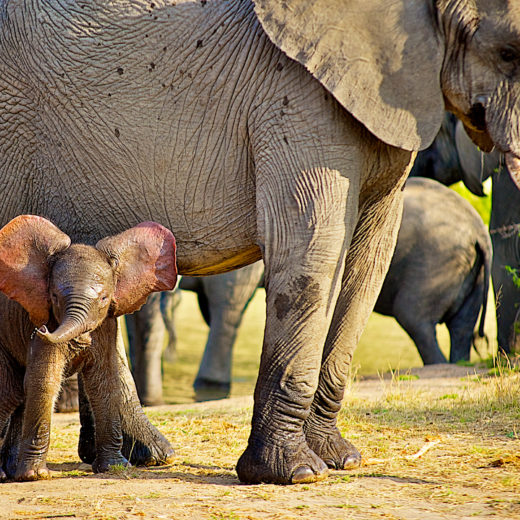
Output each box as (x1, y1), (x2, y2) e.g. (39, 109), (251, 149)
(36, 299), (92, 344)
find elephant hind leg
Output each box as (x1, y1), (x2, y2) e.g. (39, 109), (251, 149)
(446, 284), (485, 364)
(304, 176), (408, 471)
(397, 318), (447, 365)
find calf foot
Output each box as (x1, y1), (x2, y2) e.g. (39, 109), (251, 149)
(236, 435), (329, 484)
(121, 431), (175, 467)
(305, 425), (361, 470)
(15, 462), (51, 481)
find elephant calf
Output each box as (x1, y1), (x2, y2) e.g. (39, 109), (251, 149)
(374, 177), (492, 364)
(0, 215), (177, 481)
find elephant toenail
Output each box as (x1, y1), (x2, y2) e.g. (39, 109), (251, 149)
(343, 454), (362, 469)
(291, 465), (329, 484)
(291, 466), (316, 484)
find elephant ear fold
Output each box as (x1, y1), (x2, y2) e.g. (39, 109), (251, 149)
(254, 0), (445, 151)
(0, 215), (71, 326)
(96, 222), (177, 317)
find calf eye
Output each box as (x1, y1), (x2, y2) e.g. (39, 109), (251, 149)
(500, 46), (518, 63)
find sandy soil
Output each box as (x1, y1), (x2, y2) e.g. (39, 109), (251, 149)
(1, 364), (519, 520)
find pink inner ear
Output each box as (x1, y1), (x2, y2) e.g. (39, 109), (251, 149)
(0, 215), (71, 326)
(96, 222), (177, 317)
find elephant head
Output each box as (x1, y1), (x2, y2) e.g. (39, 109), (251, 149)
(254, 0), (520, 184)
(0, 215), (177, 344)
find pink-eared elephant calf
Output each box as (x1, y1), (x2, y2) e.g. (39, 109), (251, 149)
(0, 216), (177, 481)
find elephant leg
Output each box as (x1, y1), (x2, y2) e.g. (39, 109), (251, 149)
(126, 293), (166, 406)
(492, 260), (520, 356)
(81, 323), (128, 473)
(161, 290), (181, 363)
(0, 353), (24, 481)
(236, 151), (356, 484)
(16, 339), (66, 481)
(78, 324), (174, 466)
(303, 171), (410, 470)
(194, 263), (263, 401)
(1, 404), (24, 480)
(447, 285), (485, 364)
(397, 318), (447, 365)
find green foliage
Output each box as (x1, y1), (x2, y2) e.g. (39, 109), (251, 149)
(450, 179), (491, 224)
(505, 265), (520, 289)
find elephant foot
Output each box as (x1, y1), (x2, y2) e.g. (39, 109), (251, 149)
(92, 453), (129, 473)
(79, 421), (175, 467)
(0, 467), (6, 482)
(193, 378), (231, 402)
(121, 432), (175, 467)
(15, 462), (51, 481)
(305, 426), (361, 470)
(236, 435), (329, 484)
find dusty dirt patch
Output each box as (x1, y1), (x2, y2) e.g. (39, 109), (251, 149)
(1, 364), (519, 520)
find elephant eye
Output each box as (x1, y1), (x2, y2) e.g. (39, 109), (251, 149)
(499, 46), (519, 63)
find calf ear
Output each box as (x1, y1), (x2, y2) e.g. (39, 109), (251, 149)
(96, 222), (177, 317)
(0, 215), (71, 326)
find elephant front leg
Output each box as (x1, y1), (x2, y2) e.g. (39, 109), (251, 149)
(78, 324), (175, 467)
(304, 181), (407, 471)
(81, 322), (129, 473)
(236, 163), (355, 484)
(15, 340), (66, 481)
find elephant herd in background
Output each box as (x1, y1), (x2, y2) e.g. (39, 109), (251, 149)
(128, 113), (513, 405)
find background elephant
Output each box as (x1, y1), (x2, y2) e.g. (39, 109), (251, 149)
(453, 125), (520, 355)
(126, 291), (180, 406)
(127, 263), (263, 404)
(374, 177), (491, 364)
(411, 114), (520, 356)
(2, 0), (520, 485)
(0, 216), (177, 481)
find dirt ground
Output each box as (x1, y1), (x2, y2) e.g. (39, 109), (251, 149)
(1, 364), (519, 520)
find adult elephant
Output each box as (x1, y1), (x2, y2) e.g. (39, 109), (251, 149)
(1, 0), (520, 485)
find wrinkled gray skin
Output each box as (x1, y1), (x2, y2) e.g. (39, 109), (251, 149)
(0, 216), (177, 481)
(374, 178), (491, 364)
(1, 0), (520, 485)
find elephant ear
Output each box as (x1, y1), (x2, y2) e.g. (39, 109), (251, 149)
(254, 0), (444, 151)
(0, 215), (71, 326)
(96, 222), (177, 317)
